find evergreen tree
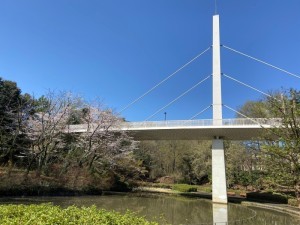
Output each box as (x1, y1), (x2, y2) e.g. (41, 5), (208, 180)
(0, 77), (32, 169)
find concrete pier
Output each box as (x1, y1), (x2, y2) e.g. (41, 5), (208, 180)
(213, 203), (228, 224)
(212, 138), (228, 203)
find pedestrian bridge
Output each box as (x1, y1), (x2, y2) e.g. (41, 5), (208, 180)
(68, 118), (280, 140)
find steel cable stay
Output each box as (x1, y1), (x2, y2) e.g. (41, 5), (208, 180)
(189, 104), (212, 120)
(222, 73), (280, 101)
(223, 104), (268, 127)
(222, 45), (300, 80)
(144, 75), (212, 121)
(119, 46), (212, 113)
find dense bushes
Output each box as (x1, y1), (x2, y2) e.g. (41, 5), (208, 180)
(172, 184), (197, 192)
(0, 204), (158, 225)
(246, 192), (288, 203)
(288, 198), (299, 207)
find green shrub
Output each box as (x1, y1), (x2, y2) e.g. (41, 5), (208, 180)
(151, 183), (172, 189)
(288, 198), (299, 207)
(172, 184), (197, 193)
(246, 192), (288, 203)
(196, 185), (212, 193)
(203, 187), (212, 193)
(0, 204), (158, 225)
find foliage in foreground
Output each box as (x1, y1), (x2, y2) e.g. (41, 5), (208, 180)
(0, 204), (158, 225)
(238, 89), (300, 206)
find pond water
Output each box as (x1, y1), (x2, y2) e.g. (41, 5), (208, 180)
(0, 193), (299, 225)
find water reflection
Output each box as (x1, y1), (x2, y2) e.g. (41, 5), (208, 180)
(0, 193), (299, 225)
(213, 203), (228, 224)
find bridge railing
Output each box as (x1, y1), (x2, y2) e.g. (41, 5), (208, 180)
(68, 118), (281, 132)
(124, 118), (281, 129)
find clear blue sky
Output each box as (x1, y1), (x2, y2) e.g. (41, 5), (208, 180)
(1, 0), (299, 121)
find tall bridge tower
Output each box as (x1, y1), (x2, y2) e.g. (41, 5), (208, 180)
(212, 14), (227, 204)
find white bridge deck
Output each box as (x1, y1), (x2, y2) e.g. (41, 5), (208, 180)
(69, 118), (280, 140)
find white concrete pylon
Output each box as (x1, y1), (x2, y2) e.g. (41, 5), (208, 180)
(212, 14), (228, 204)
(212, 14), (222, 125)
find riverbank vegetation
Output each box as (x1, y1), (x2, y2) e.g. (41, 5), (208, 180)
(134, 89), (300, 207)
(0, 77), (299, 207)
(0, 204), (157, 225)
(0, 77), (145, 194)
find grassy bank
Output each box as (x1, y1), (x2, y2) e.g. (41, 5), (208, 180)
(0, 204), (158, 225)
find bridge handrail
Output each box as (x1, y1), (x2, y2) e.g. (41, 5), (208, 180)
(67, 118), (281, 131)
(124, 118), (281, 129)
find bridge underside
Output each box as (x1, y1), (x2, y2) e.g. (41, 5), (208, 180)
(126, 126), (266, 140)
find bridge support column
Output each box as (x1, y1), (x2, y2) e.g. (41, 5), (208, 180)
(213, 203), (228, 224)
(212, 137), (227, 204)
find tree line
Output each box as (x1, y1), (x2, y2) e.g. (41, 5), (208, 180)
(0, 77), (299, 206)
(136, 89), (300, 206)
(237, 90), (300, 204)
(0, 77), (143, 191)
